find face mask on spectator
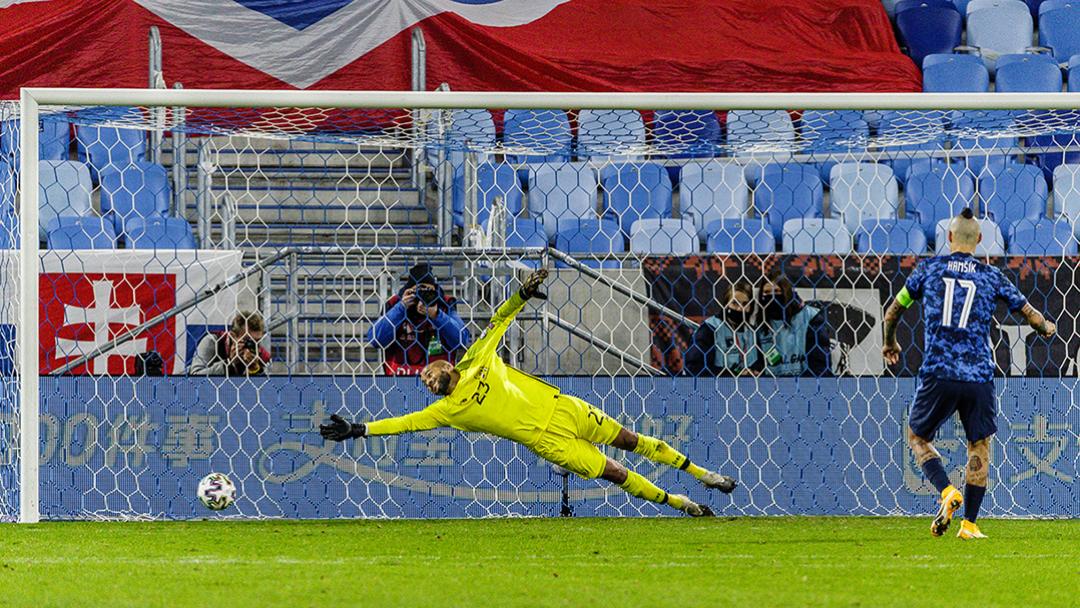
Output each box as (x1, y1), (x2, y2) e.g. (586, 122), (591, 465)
(723, 308), (748, 327)
(760, 294), (786, 322)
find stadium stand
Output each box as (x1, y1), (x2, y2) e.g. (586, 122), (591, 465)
(124, 216), (197, 249)
(629, 218), (697, 255)
(45, 215), (116, 249)
(906, 167), (977, 242)
(452, 161), (523, 228)
(99, 161), (171, 236)
(503, 109), (572, 167)
(979, 163), (1049, 235)
(1039, 2), (1080, 62)
(576, 109), (646, 158)
(527, 162), (598, 239)
(600, 163), (672, 235)
(782, 218), (853, 254)
(854, 218), (929, 254)
(895, 2), (964, 66)
(756, 163), (823, 241)
(1008, 217), (1079, 253)
(1053, 164), (1080, 236)
(678, 160), (749, 238)
(829, 163), (900, 234)
(922, 53), (990, 92)
(75, 125), (147, 182)
(964, 1), (1035, 73)
(876, 111), (949, 186)
(727, 110), (795, 184)
(994, 53), (1063, 91)
(651, 110), (722, 158)
(953, 136), (1018, 180)
(705, 218), (774, 254)
(1070, 55), (1080, 91)
(554, 218), (625, 268)
(934, 216), (1006, 254)
(801, 110), (870, 181)
(38, 159), (92, 240)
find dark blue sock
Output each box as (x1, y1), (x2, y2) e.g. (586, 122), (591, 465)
(920, 458), (951, 493)
(964, 484), (986, 523)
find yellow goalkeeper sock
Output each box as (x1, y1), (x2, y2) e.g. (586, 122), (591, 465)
(618, 470), (683, 509)
(633, 434), (708, 480)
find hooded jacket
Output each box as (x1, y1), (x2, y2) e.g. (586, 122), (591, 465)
(366, 263), (471, 375)
(757, 293), (832, 377)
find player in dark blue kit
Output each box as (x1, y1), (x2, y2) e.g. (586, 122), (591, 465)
(881, 209), (1056, 540)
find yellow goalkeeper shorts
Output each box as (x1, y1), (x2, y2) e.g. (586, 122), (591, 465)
(531, 395), (622, 479)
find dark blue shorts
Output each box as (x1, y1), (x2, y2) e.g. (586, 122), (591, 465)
(909, 377), (997, 443)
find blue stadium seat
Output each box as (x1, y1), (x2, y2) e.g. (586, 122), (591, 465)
(452, 162), (524, 228)
(922, 53), (990, 91)
(829, 163), (900, 233)
(801, 111), (870, 181)
(1008, 218), (1078, 253)
(705, 219), (774, 254)
(1024, 0), (1048, 14)
(953, 137), (1019, 180)
(1027, 133), (1080, 179)
(629, 218), (698, 255)
(934, 217), (1006, 254)
(600, 163), (672, 235)
(896, 0), (956, 13)
(527, 162), (597, 238)
(1052, 164), (1080, 236)
(966, 2), (1036, 73)
(1068, 54), (1080, 90)
(503, 110), (572, 167)
(100, 161), (171, 235)
(555, 218), (625, 268)
(429, 108), (496, 171)
(576, 110), (646, 158)
(877, 111), (949, 186)
(756, 163), (823, 240)
(995, 54), (1063, 91)
(1039, 4), (1080, 62)
(45, 216), (116, 249)
(38, 160), (92, 240)
(967, 0), (1029, 13)
(75, 126), (147, 182)
(906, 167), (976, 241)
(652, 110), (722, 159)
(678, 160), (748, 238)
(1, 118), (70, 166)
(728, 110), (795, 184)
(1041, 0), (1073, 13)
(506, 218), (549, 268)
(979, 163), (1048, 233)
(125, 216), (197, 249)
(782, 218), (853, 254)
(896, 4), (964, 66)
(854, 218), (928, 254)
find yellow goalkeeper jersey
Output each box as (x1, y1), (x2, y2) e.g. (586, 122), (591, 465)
(365, 291), (560, 447)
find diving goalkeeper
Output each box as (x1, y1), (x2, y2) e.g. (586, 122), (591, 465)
(321, 268), (736, 516)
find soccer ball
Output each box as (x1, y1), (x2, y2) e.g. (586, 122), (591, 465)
(197, 472), (237, 511)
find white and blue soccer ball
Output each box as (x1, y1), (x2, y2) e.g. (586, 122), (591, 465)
(197, 472), (237, 511)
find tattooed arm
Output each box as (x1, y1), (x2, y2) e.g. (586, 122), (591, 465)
(1019, 303), (1057, 338)
(881, 296), (908, 367)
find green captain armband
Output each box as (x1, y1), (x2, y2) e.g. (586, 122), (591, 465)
(895, 287), (915, 309)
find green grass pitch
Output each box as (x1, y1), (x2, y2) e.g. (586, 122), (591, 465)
(3, 517), (1077, 607)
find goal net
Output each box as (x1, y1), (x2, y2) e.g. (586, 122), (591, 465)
(2, 90), (1078, 522)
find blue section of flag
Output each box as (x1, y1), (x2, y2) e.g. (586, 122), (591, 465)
(232, 0), (354, 31)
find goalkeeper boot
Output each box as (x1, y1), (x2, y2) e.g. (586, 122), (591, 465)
(700, 471), (737, 494)
(931, 486), (964, 537)
(673, 495), (714, 517)
(957, 520), (988, 540)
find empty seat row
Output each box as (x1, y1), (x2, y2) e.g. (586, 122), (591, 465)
(46, 215), (195, 250)
(923, 52), (1077, 93)
(0, 121), (148, 179)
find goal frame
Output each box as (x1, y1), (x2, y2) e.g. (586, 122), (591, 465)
(15, 87), (1080, 523)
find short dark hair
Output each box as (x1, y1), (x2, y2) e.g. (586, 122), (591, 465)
(230, 311), (265, 336)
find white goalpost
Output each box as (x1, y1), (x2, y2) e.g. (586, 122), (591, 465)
(5, 88), (1080, 523)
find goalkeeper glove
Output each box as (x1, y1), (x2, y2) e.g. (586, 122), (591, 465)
(320, 414), (366, 441)
(519, 268), (549, 300)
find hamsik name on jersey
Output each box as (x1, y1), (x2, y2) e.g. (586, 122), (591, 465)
(900, 252), (1028, 383)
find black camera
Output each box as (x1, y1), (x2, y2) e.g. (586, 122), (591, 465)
(241, 337), (258, 353)
(134, 351), (165, 376)
(417, 284), (439, 306)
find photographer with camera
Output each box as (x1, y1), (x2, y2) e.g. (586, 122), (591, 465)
(188, 310), (271, 376)
(367, 263), (470, 375)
